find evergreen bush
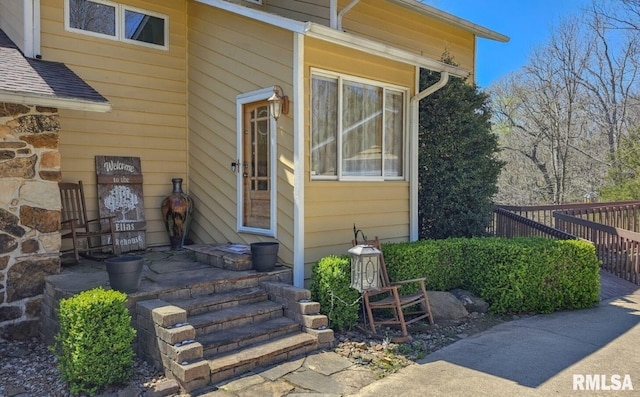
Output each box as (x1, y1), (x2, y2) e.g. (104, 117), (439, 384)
(51, 287), (136, 396)
(311, 238), (600, 325)
(309, 255), (360, 331)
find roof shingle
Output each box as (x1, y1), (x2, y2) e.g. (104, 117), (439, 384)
(0, 29), (110, 111)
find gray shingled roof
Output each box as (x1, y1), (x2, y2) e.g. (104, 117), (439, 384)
(0, 29), (111, 112)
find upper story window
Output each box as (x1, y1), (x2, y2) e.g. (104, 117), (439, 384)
(65, 0), (168, 50)
(311, 70), (407, 181)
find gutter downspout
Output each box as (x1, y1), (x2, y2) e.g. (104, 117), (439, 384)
(337, 0), (360, 31)
(22, 0), (41, 58)
(329, 0), (338, 29)
(409, 70), (449, 241)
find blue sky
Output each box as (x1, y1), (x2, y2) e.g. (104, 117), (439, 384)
(424, 0), (592, 88)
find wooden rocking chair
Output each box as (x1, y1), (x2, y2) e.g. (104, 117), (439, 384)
(352, 237), (434, 342)
(59, 181), (118, 261)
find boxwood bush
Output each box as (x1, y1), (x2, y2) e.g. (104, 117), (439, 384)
(51, 287), (136, 396)
(309, 255), (361, 331)
(311, 237), (600, 329)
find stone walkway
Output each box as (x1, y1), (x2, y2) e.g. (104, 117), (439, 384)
(199, 350), (377, 396)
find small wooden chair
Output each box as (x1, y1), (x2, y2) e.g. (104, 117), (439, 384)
(59, 181), (118, 261)
(352, 237), (434, 342)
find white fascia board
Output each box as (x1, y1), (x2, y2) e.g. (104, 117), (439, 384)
(304, 23), (469, 78)
(194, 0), (308, 33)
(0, 91), (112, 112)
(195, 0), (469, 76)
(388, 0), (509, 43)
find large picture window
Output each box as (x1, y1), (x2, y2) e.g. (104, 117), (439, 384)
(311, 71), (406, 180)
(66, 0), (168, 49)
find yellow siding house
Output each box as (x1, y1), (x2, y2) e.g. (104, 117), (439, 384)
(0, 0), (508, 290)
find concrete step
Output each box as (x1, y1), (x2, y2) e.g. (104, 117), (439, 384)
(185, 244), (253, 271)
(199, 316), (301, 356)
(168, 287), (268, 316)
(206, 332), (318, 384)
(188, 300), (284, 335)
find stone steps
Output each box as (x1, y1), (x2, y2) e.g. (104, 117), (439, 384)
(199, 316), (301, 356)
(168, 287), (268, 316)
(135, 246), (334, 394)
(207, 332), (318, 385)
(187, 299), (284, 334)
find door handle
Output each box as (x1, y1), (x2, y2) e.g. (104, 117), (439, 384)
(231, 159), (241, 173)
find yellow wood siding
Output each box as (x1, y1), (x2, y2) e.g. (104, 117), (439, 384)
(338, 0), (476, 81)
(40, 0), (188, 247)
(266, 0), (330, 25)
(304, 37), (414, 265)
(187, 2), (296, 264)
(0, 0), (25, 51)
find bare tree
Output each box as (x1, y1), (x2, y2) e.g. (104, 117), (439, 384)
(492, 18), (605, 204)
(580, 1), (640, 163)
(491, 2), (640, 205)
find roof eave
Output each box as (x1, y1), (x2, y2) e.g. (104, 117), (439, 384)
(0, 91), (112, 113)
(387, 0), (510, 43)
(196, 0), (470, 76)
(304, 23), (469, 78)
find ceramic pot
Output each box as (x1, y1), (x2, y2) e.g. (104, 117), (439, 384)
(250, 242), (279, 272)
(105, 255), (144, 293)
(161, 178), (194, 250)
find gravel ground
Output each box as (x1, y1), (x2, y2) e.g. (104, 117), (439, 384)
(0, 337), (168, 397)
(0, 313), (516, 396)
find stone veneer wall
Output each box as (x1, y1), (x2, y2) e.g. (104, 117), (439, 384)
(0, 103), (62, 340)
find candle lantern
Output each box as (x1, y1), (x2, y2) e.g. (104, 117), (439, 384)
(348, 243), (382, 292)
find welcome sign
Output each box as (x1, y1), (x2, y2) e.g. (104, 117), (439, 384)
(95, 156), (147, 253)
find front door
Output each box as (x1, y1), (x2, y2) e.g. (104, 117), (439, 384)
(241, 101), (271, 230)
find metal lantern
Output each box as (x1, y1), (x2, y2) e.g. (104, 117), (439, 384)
(348, 244), (382, 292)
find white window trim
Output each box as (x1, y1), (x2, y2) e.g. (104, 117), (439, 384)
(64, 0), (168, 50)
(235, 87), (278, 238)
(244, 0), (263, 5)
(120, 5), (169, 50)
(310, 68), (409, 182)
(64, 0), (119, 42)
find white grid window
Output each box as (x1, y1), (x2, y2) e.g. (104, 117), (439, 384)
(311, 70), (407, 181)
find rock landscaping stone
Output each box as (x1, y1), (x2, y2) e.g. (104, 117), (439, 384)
(450, 288), (490, 313)
(427, 291), (469, 322)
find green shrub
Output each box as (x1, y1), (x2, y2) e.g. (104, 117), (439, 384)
(52, 287), (136, 395)
(311, 237), (600, 320)
(382, 237), (600, 314)
(309, 255), (360, 331)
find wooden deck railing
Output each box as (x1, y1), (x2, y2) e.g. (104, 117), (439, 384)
(493, 201), (640, 285)
(554, 211), (640, 284)
(493, 207), (577, 240)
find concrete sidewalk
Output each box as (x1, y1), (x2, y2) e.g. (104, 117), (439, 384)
(352, 290), (640, 397)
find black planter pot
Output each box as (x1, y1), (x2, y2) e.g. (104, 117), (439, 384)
(250, 242), (279, 272)
(105, 256), (144, 293)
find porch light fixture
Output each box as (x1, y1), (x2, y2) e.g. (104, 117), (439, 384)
(348, 226), (382, 292)
(267, 85), (289, 121)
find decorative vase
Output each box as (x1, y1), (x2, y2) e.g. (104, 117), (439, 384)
(250, 242), (279, 272)
(161, 178), (194, 250)
(105, 255), (144, 293)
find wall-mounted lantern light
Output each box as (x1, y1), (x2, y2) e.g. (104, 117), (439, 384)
(267, 85), (289, 121)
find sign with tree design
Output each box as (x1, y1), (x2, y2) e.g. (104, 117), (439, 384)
(95, 156), (146, 252)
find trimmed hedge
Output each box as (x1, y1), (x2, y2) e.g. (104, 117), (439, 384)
(311, 237), (600, 329)
(309, 255), (360, 331)
(51, 287), (136, 396)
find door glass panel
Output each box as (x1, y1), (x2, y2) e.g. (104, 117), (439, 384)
(243, 103), (271, 230)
